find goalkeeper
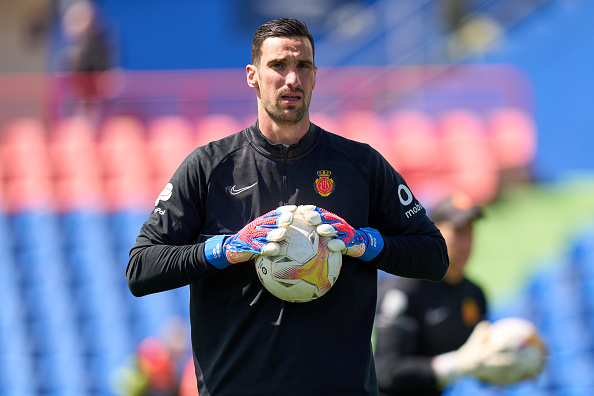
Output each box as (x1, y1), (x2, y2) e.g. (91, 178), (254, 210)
(374, 193), (510, 395)
(127, 18), (448, 396)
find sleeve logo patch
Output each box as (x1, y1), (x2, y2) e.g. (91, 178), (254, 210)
(314, 170), (335, 197)
(155, 183), (173, 206)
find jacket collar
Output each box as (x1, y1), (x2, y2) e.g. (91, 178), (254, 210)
(245, 121), (321, 159)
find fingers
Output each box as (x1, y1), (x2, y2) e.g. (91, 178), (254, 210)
(316, 223), (337, 237)
(464, 320), (491, 348)
(266, 227), (287, 242)
(277, 204), (297, 212)
(277, 212), (294, 228)
(327, 239), (346, 253)
(296, 205), (321, 225)
(260, 242), (281, 256)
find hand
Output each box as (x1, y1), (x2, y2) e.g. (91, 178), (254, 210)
(433, 320), (540, 386)
(204, 205), (297, 269)
(432, 321), (492, 386)
(296, 205), (384, 262)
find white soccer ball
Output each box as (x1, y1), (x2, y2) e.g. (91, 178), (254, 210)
(255, 214), (342, 303)
(483, 317), (547, 383)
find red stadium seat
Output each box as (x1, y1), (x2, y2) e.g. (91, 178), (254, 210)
(438, 109), (499, 204)
(310, 113), (339, 133)
(147, 115), (196, 197)
(0, 118), (52, 212)
(49, 116), (102, 211)
(389, 110), (441, 173)
(195, 114), (242, 148)
(488, 107), (537, 170)
(98, 116), (152, 211)
(337, 110), (396, 166)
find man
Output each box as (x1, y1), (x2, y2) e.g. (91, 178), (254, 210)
(127, 18), (448, 395)
(374, 192), (488, 395)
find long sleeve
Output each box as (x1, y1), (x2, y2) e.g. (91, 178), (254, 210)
(363, 147), (449, 281)
(126, 146), (217, 297)
(127, 241), (215, 297)
(374, 226), (448, 281)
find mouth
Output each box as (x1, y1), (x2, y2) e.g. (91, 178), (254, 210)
(280, 92), (303, 104)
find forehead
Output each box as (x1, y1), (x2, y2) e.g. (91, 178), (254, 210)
(259, 36), (314, 62)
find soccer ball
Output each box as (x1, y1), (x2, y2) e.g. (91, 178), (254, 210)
(255, 214), (342, 303)
(484, 317), (547, 382)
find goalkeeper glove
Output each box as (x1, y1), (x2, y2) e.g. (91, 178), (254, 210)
(297, 205), (384, 261)
(432, 320), (537, 386)
(204, 205), (297, 269)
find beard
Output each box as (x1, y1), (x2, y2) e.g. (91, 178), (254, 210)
(263, 91), (311, 126)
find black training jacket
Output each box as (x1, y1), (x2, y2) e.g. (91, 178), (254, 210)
(127, 122), (448, 396)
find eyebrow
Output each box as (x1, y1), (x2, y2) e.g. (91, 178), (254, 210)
(267, 57), (314, 66)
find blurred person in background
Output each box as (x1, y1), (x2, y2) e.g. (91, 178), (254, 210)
(127, 17), (448, 396)
(112, 317), (197, 396)
(56, 0), (114, 122)
(374, 192), (489, 395)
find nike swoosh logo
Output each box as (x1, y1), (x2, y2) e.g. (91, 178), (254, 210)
(425, 306), (449, 326)
(230, 182), (258, 195)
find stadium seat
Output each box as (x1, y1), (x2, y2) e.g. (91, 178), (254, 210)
(147, 115), (196, 197)
(310, 112), (339, 133)
(0, 118), (52, 212)
(98, 115), (152, 210)
(49, 116), (101, 211)
(337, 110), (396, 166)
(437, 109), (499, 204)
(11, 211), (64, 282)
(389, 110), (441, 173)
(0, 353), (37, 395)
(570, 226), (594, 281)
(487, 107), (537, 170)
(195, 114), (242, 147)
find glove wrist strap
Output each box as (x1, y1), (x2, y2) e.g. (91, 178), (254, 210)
(358, 227), (384, 262)
(204, 235), (231, 269)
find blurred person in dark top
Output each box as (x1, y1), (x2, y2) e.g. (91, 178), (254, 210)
(374, 192), (490, 395)
(59, 0), (113, 120)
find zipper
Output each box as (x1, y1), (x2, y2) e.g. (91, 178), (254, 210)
(281, 145), (289, 204)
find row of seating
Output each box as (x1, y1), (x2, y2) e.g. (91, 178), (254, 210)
(0, 209), (189, 396)
(0, 108), (536, 212)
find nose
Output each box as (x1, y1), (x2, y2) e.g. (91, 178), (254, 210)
(285, 67), (301, 87)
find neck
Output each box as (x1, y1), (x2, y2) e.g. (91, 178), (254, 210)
(257, 114), (311, 145)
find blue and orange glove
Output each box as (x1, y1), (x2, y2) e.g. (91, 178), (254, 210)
(297, 205), (384, 262)
(204, 205), (297, 269)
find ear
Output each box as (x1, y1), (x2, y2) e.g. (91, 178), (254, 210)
(312, 66), (317, 90)
(246, 64), (258, 88)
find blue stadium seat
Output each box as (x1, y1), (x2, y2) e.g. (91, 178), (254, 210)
(0, 320), (37, 395)
(570, 226), (594, 281)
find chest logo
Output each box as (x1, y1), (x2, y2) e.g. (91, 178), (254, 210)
(314, 170), (335, 197)
(461, 298), (481, 327)
(230, 182), (258, 195)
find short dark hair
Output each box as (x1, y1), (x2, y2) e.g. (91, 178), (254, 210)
(251, 18), (315, 66)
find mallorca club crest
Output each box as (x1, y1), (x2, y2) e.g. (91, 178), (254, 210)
(314, 170), (335, 197)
